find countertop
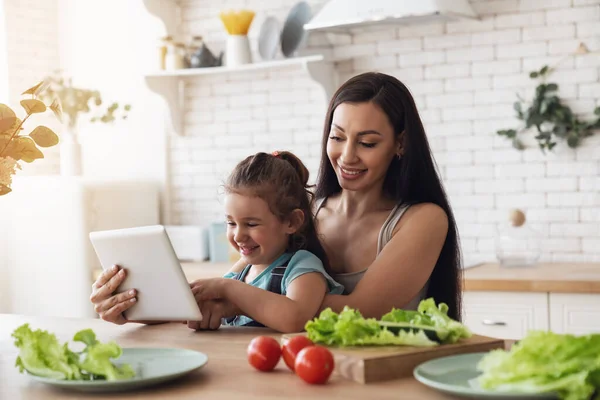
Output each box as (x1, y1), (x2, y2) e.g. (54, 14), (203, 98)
(92, 261), (600, 294)
(463, 262), (600, 293)
(1, 313), (470, 399)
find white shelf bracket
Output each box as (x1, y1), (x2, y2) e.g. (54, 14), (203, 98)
(303, 59), (337, 104)
(145, 76), (184, 136)
(142, 0), (180, 37)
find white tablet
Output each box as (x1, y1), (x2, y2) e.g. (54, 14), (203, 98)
(89, 225), (203, 322)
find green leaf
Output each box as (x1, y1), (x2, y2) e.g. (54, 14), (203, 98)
(513, 102), (522, 112)
(73, 329), (98, 347)
(512, 139), (524, 150)
(546, 83), (558, 92)
(11, 323), (81, 380)
(305, 298), (471, 347)
(529, 71), (539, 78)
(567, 135), (580, 148)
(553, 124), (568, 138)
(540, 65), (549, 75)
(476, 330), (600, 400)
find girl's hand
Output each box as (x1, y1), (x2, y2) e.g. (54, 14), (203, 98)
(187, 300), (237, 331)
(90, 265), (137, 325)
(190, 278), (229, 302)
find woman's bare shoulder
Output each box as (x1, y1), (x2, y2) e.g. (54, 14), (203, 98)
(395, 202), (448, 234)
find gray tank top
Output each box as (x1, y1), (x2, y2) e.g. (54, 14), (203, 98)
(315, 198), (429, 311)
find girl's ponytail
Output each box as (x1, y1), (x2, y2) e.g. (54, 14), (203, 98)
(274, 151), (310, 189)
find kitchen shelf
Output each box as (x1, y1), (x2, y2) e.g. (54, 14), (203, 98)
(144, 55), (336, 136)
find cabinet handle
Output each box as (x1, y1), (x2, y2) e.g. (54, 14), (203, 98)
(482, 319), (506, 326)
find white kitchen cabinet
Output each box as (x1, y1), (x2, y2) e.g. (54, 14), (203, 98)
(549, 293), (600, 335)
(463, 291), (549, 340)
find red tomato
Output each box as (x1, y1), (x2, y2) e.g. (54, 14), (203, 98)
(294, 346), (335, 384)
(247, 336), (281, 372)
(282, 336), (314, 371)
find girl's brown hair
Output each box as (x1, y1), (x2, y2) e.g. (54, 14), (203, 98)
(225, 151), (329, 269)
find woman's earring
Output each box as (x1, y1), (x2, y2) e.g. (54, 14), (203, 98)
(396, 153), (402, 160)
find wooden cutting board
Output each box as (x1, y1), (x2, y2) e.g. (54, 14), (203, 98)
(281, 333), (505, 384)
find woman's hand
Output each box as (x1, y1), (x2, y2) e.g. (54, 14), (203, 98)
(90, 265), (136, 325)
(187, 300), (238, 331)
(190, 278), (229, 302)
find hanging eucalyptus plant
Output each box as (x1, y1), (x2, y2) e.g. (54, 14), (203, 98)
(497, 65), (600, 152)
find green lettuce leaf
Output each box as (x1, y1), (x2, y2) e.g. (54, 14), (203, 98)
(305, 298), (470, 347)
(11, 324), (135, 381)
(74, 329), (135, 380)
(476, 330), (600, 400)
(416, 298), (472, 343)
(12, 324), (81, 380)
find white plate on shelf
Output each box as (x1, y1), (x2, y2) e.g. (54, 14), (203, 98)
(258, 16), (280, 60)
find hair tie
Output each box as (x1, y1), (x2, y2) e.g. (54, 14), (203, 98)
(272, 151), (280, 158)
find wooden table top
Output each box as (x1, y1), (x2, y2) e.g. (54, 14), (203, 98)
(1, 313), (468, 399)
(93, 261), (600, 294)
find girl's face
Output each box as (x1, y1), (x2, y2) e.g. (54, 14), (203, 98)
(224, 193), (301, 268)
(327, 101), (401, 193)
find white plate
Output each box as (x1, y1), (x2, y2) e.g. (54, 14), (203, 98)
(414, 352), (557, 399)
(258, 16), (280, 60)
(27, 347), (208, 393)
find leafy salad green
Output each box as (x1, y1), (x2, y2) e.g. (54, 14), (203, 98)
(12, 323), (135, 381)
(304, 298), (471, 347)
(475, 330), (600, 400)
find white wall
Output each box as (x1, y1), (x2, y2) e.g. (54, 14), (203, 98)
(171, 0), (600, 263)
(0, 0), (8, 102)
(56, 0), (167, 188)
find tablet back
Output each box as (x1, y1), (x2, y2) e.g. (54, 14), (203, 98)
(89, 225), (202, 322)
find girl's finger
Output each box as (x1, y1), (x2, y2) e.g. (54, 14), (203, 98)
(200, 304), (212, 330)
(209, 311), (222, 330)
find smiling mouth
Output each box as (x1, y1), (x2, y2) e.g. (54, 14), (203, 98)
(239, 245), (259, 255)
(338, 165), (367, 175)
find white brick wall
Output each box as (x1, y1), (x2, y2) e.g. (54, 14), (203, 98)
(171, 0), (600, 263)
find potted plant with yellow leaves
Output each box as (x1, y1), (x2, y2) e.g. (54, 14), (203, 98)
(0, 81), (62, 196)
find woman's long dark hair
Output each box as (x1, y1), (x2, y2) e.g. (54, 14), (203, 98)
(226, 151), (329, 270)
(315, 72), (462, 320)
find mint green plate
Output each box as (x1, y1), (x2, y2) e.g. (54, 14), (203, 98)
(413, 352), (557, 399)
(28, 348), (208, 393)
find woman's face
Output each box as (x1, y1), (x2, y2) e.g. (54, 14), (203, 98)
(327, 101), (400, 193)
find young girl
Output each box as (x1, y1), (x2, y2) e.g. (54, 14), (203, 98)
(189, 151), (344, 333)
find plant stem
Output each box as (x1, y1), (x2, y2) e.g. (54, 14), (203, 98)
(0, 113), (31, 158)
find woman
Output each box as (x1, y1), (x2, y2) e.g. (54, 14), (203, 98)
(90, 72), (462, 327)
(312, 72), (461, 320)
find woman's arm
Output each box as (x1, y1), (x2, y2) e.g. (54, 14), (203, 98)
(321, 203), (449, 319)
(214, 272), (327, 333)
